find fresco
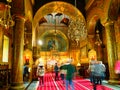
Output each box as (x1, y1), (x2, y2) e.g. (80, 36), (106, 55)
(39, 30), (68, 52)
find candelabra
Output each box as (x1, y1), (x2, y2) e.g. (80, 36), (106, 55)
(67, 0), (87, 45)
(95, 30), (102, 46)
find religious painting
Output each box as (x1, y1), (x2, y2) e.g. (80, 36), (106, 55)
(47, 38), (56, 50)
(40, 32), (68, 52)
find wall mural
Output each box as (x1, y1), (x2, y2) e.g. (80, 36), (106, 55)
(40, 31), (68, 52)
(47, 38), (56, 50)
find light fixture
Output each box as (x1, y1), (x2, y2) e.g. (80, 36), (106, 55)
(77, 62), (81, 67)
(0, 0), (14, 29)
(95, 30), (102, 46)
(67, 0), (87, 45)
(38, 40), (43, 46)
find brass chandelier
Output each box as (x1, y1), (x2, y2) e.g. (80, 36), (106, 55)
(68, 16), (87, 45)
(67, 0), (87, 45)
(0, 0), (14, 29)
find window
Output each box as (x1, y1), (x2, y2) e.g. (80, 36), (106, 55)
(2, 35), (9, 62)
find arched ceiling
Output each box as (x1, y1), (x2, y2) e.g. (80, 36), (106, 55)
(32, 1), (86, 47)
(87, 15), (99, 35)
(33, 0), (86, 17)
(33, 1), (85, 29)
(39, 29), (68, 51)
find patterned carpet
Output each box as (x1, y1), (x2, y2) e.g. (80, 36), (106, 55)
(27, 73), (114, 90)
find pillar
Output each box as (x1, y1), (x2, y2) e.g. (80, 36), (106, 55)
(0, 3), (5, 62)
(0, 26), (3, 62)
(9, 16), (25, 90)
(104, 20), (119, 84)
(33, 46), (37, 62)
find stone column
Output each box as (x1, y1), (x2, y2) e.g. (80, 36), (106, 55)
(104, 21), (119, 84)
(9, 16), (25, 90)
(32, 20), (37, 63)
(0, 26), (3, 62)
(33, 46), (37, 62)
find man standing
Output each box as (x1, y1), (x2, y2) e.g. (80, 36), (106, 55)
(94, 61), (106, 85)
(87, 57), (96, 84)
(87, 61), (95, 84)
(62, 58), (76, 90)
(54, 63), (59, 81)
(23, 64), (29, 81)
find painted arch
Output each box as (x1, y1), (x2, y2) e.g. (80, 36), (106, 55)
(32, 1), (86, 47)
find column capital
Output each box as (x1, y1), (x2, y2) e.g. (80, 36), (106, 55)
(103, 20), (114, 26)
(13, 14), (26, 22)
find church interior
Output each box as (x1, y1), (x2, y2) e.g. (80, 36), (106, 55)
(0, 0), (120, 90)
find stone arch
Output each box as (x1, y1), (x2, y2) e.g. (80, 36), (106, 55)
(32, 1), (86, 47)
(87, 15), (100, 35)
(86, 0), (113, 34)
(87, 15), (104, 50)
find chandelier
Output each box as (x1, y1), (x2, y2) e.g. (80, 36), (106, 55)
(0, 0), (14, 29)
(67, 0), (87, 45)
(68, 16), (87, 45)
(95, 30), (102, 46)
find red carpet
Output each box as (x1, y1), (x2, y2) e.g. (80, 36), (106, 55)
(36, 73), (113, 90)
